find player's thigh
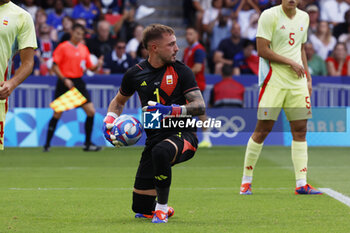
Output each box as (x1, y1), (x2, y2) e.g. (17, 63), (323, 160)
(283, 86), (312, 121)
(167, 132), (198, 165)
(0, 103), (6, 150)
(258, 84), (286, 121)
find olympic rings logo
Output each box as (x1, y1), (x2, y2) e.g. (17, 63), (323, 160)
(208, 116), (246, 138)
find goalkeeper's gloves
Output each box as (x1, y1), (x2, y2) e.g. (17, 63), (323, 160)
(103, 112), (124, 147)
(142, 101), (187, 118)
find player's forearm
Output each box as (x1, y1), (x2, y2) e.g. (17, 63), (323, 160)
(107, 97), (125, 116)
(258, 46), (294, 67)
(9, 59), (34, 88)
(107, 91), (130, 116)
(184, 90), (206, 116)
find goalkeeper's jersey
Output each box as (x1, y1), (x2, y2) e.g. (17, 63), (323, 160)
(257, 5), (309, 89)
(0, 1), (37, 103)
(120, 60), (200, 139)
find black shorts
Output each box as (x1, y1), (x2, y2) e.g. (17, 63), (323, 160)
(134, 131), (198, 190)
(54, 78), (91, 103)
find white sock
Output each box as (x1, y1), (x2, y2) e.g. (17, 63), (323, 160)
(202, 132), (211, 143)
(155, 203), (168, 213)
(242, 175), (253, 184)
(296, 179), (307, 188)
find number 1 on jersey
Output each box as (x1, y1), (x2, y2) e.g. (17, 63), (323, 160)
(153, 88), (160, 103)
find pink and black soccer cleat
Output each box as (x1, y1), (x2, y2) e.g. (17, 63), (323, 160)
(295, 184), (323, 195)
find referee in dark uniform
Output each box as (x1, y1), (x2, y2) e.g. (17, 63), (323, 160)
(44, 23), (103, 152)
(103, 24), (205, 223)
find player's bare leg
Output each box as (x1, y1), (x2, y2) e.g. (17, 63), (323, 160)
(240, 120), (274, 194)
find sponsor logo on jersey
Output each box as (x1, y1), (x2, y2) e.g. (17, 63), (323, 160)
(280, 25), (286, 30)
(140, 81), (147, 86)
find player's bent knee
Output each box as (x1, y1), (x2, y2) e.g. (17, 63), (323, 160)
(132, 192), (156, 214)
(151, 142), (175, 164)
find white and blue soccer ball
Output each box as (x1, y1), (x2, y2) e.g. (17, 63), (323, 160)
(110, 115), (143, 146)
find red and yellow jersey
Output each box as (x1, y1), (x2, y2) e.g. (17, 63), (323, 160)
(53, 41), (93, 78)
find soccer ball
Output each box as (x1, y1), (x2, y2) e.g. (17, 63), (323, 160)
(110, 115), (143, 146)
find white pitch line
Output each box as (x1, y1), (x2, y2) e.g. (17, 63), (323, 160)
(4, 187), (290, 191)
(319, 188), (350, 208)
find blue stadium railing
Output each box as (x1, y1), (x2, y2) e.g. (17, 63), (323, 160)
(9, 74), (350, 109)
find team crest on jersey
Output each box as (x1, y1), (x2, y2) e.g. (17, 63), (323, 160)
(2, 18), (9, 26)
(166, 75), (173, 85)
(300, 26), (304, 31)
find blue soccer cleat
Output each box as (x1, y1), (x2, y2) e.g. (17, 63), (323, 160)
(240, 183), (252, 195)
(151, 210), (168, 223)
(295, 184), (323, 195)
(135, 206), (174, 219)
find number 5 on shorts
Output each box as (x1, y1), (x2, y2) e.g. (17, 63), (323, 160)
(0, 121), (4, 144)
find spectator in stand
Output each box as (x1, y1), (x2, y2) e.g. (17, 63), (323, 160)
(57, 16), (74, 42)
(37, 23), (57, 75)
(253, 0), (274, 11)
(208, 8), (232, 73)
(213, 22), (244, 74)
(46, 0), (67, 31)
(333, 9), (350, 39)
(72, 0), (100, 30)
(321, 0), (350, 26)
(326, 42), (350, 76)
(209, 64), (245, 108)
(233, 39), (259, 76)
(297, 0), (318, 10)
(309, 21), (337, 60)
(338, 24), (350, 53)
(97, 0), (124, 14)
(305, 42), (327, 76)
(35, 8), (58, 42)
(202, 0), (224, 43)
(210, 8), (233, 52)
(86, 20), (115, 58)
(242, 12), (259, 41)
(183, 27), (211, 147)
(126, 24), (144, 59)
(135, 43), (148, 63)
(306, 4), (319, 36)
(20, 0), (38, 20)
(112, 0), (137, 42)
(224, 0), (241, 11)
(234, 0), (261, 35)
(103, 40), (136, 74)
(192, 0), (212, 37)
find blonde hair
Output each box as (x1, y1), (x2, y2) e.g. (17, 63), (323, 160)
(142, 24), (175, 50)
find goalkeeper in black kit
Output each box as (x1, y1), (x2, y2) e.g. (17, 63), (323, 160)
(103, 24), (205, 223)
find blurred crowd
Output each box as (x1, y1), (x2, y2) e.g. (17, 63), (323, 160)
(11, 0), (350, 77)
(183, 0), (350, 76)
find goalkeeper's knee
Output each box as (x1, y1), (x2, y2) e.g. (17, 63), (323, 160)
(152, 141), (176, 188)
(132, 192), (156, 215)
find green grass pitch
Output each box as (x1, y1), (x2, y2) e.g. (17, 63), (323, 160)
(1, 146), (349, 232)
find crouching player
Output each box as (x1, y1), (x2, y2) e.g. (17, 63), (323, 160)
(103, 24), (205, 223)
